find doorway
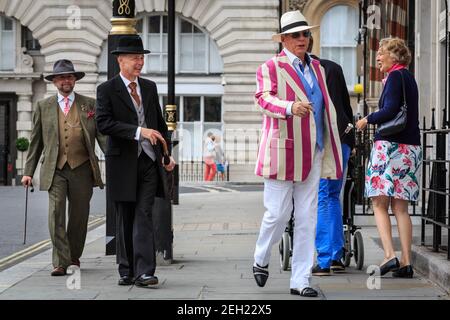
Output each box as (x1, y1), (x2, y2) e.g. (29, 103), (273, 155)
(0, 100), (10, 185)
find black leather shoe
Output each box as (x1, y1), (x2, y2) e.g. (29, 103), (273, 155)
(374, 257), (400, 276)
(330, 260), (345, 272)
(118, 275), (134, 286)
(252, 264), (269, 287)
(312, 265), (331, 276)
(134, 274), (158, 287)
(290, 287), (318, 297)
(392, 265), (414, 278)
(51, 267), (66, 276)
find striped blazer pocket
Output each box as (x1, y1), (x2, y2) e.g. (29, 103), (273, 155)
(270, 138), (294, 149)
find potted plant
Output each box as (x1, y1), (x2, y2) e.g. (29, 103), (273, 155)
(16, 137), (30, 182)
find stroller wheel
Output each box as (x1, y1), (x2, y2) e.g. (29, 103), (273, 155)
(353, 231), (364, 270)
(342, 228), (352, 267)
(342, 248), (351, 267)
(279, 232), (290, 271)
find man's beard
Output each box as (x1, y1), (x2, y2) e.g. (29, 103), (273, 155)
(59, 84), (74, 94)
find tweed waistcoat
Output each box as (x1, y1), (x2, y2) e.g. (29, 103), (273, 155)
(57, 102), (89, 169)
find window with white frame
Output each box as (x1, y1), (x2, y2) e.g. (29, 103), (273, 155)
(0, 15), (15, 71)
(136, 14), (223, 74)
(320, 5), (359, 90)
(160, 95), (222, 160)
(21, 26), (40, 52)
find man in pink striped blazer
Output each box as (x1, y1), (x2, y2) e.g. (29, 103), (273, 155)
(252, 10), (343, 298)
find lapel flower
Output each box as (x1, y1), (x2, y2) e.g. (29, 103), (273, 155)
(81, 104), (95, 119)
(87, 109), (95, 119)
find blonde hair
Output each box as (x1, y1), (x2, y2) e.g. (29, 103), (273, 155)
(379, 37), (412, 66)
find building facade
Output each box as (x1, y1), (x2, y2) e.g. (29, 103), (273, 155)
(0, 0), (444, 185)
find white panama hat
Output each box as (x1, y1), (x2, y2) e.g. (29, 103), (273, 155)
(272, 10), (319, 42)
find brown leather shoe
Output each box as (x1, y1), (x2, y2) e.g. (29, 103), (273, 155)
(51, 267), (66, 276)
(71, 259), (80, 267)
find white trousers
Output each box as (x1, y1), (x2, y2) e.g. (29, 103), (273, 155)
(254, 148), (323, 289)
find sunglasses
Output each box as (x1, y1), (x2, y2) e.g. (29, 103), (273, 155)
(289, 30), (311, 39)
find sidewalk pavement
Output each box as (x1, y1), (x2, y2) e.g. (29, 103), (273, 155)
(0, 190), (448, 300)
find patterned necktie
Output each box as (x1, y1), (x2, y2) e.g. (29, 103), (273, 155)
(63, 96), (70, 116)
(128, 82), (141, 107)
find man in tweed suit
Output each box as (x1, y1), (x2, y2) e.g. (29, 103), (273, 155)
(22, 59), (106, 276)
(252, 11), (343, 297)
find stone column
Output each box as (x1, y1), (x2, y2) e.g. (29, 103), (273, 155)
(15, 93), (33, 175)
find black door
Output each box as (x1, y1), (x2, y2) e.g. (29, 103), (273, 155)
(0, 101), (10, 185)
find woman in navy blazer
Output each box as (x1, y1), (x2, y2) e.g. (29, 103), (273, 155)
(356, 38), (421, 278)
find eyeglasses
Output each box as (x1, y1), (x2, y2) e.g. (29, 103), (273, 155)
(289, 30), (311, 39)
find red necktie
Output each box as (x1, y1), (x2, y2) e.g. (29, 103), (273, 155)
(128, 82), (141, 107)
(63, 96), (70, 115)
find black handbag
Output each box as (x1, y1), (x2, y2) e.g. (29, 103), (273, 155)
(377, 70), (407, 136)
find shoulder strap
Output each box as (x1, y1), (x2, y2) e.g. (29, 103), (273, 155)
(398, 69), (407, 107)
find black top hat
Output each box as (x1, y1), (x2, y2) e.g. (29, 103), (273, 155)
(111, 35), (150, 55)
(44, 59), (85, 81)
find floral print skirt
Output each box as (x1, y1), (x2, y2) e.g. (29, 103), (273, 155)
(365, 140), (422, 201)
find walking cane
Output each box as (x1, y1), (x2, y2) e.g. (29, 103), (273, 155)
(23, 182), (34, 245)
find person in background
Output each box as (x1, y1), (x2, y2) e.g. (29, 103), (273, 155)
(252, 10), (342, 297)
(96, 35), (175, 287)
(356, 37), (421, 278)
(307, 38), (355, 275)
(22, 59), (106, 276)
(203, 132), (217, 181)
(213, 135), (226, 181)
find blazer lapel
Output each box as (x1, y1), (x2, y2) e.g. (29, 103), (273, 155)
(310, 60), (330, 113)
(138, 77), (158, 128)
(277, 53), (309, 103)
(113, 76), (137, 113)
(139, 77), (151, 114)
(43, 95), (59, 145)
(74, 93), (86, 127)
(47, 95), (58, 127)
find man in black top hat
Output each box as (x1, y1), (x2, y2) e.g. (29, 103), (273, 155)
(22, 59), (107, 276)
(96, 35), (175, 287)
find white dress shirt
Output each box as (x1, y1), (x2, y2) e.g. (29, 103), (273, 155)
(119, 73), (143, 141)
(57, 92), (75, 114)
(283, 48), (314, 116)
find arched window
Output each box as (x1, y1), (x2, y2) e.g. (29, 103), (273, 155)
(136, 14), (223, 74)
(0, 15), (15, 71)
(320, 5), (359, 90)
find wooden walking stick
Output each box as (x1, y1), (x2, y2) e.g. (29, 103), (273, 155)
(23, 182), (34, 245)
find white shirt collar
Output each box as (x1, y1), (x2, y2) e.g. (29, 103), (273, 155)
(57, 91), (75, 103)
(120, 73), (139, 90)
(283, 48), (311, 68)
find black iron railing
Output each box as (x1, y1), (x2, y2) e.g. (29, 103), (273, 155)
(421, 117), (450, 259)
(179, 159), (230, 182)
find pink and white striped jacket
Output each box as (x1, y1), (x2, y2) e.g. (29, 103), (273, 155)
(255, 51), (343, 181)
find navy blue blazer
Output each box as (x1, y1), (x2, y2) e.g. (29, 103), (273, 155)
(367, 69), (421, 146)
